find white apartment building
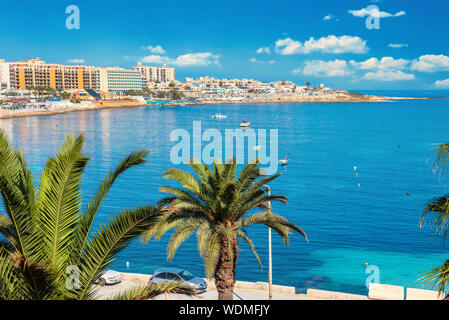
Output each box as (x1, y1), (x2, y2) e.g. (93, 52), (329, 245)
(98, 67), (144, 93)
(0, 59), (11, 89)
(133, 63), (175, 85)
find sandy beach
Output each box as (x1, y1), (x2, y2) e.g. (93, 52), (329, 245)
(0, 92), (427, 120)
(0, 100), (145, 119)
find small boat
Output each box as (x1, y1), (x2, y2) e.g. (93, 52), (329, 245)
(212, 113), (227, 119)
(278, 158), (289, 165)
(240, 120), (250, 128)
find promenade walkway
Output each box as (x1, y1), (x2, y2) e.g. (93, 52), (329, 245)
(95, 272), (313, 300)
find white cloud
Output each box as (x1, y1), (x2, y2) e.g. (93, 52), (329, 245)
(301, 59), (350, 77)
(142, 52), (220, 67)
(350, 57), (410, 70)
(275, 38), (303, 55)
(275, 35), (368, 55)
(68, 59), (85, 64)
(249, 57), (275, 64)
(348, 6), (406, 18)
(388, 43), (408, 48)
(173, 52), (220, 67)
(256, 47), (271, 54)
(143, 45), (166, 54)
(294, 53), (449, 83)
(363, 70), (415, 81)
(435, 79), (449, 88)
(411, 54), (449, 72)
(303, 35), (368, 54)
(323, 14), (334, 21)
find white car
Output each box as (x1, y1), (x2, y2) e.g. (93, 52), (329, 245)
(95, 269), (122, 286)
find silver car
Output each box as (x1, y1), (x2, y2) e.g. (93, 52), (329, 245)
(95, 269), (122, 286)
(148, 268), (207, 293)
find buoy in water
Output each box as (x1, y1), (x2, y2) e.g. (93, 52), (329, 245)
(358, 183), (361, 188)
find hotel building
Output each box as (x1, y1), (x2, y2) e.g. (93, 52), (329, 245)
(0, 58), (175, 93)
(0, 59), (11, 89)
(133, 63), (175, 85)
(8, 58), (99, 91)
(98, 67), (144, 93)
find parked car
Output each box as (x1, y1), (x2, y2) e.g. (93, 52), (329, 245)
(148, 267), (207, 293)
(95, 269), (122, 286)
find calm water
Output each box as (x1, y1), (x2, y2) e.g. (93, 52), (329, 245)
(1, 94), (449, 295)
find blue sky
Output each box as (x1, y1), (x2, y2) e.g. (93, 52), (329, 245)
(1, 0), (449, 90)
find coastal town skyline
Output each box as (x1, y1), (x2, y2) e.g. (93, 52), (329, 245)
(1, 0), (449, 90)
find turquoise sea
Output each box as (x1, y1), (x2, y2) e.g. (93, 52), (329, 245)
(1, 91), (449, 295)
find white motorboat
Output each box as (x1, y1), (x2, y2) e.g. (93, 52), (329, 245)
(240, 120), (250, 128)
(212, 113), (227, 119)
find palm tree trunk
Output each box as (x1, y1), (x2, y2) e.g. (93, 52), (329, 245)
(214, 236), (238, 300)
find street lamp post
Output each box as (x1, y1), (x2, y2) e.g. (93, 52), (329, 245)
(263, 184), (273, 300)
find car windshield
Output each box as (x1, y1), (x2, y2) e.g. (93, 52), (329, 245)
(178, 270), (194, 281)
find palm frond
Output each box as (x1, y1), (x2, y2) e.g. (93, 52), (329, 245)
(236, 230), (262, 270)
(420, 259), (449, 298)
(236, 211), (308, 244)
(0, 214), (14, 243)
(104, 281), (196, 300)
(38, 133), (89, 269)
(142, 210), (207, 242)
(167, 223), (198, 260)
(73, 149), (149, 261)
(433, 143), (449, 179)
(0, 250), (29, 300)
(75, 205), (161, 300)
(0, 131), (39, 260)
(162, 168), (200, 193)
(204, 232), (221, 279)
(420, 194), (449, 240)
(197, 223), (213, 257)
(189, 160), (212, 186)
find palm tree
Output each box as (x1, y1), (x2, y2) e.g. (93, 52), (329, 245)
(142, 158), (308, 300)
(0, 130), (191, 300)
(420, 142), (449, 298)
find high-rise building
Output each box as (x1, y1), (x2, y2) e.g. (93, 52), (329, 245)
(8, 58), (99, 91)
(133, 63), (175, 85)
(0, 59), (11, 89)
(1, 58), (155, 93)
(98, 67), (144, 93)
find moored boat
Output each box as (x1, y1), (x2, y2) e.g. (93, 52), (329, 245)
(212, 113), (227, 119)
(240, 120), (250, 127)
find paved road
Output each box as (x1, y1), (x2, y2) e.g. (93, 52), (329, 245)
(94, 274), (314, 300)
(97, 287), (313, 300)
